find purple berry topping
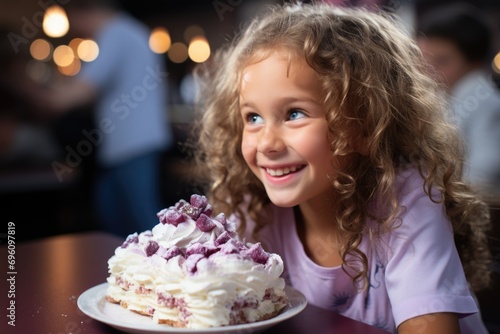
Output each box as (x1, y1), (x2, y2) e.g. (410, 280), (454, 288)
(184, 253), (205, 274)
(213, 213), (226, 225)
(246, 243), (269, 264)
(190, 194), (208, 210)
(219, 239), (242, 255)
(157, 209), (167, 222)
(145, 240), (160, 257)
(181, 204), (201, 220)
(196, 214), (216, 232)
(202, 203), (213, 216)
(186, 243), (204, 256)
(121, 233), (139, 248)
(158, 208), (186, 226)
(163, 246), (183, 261)
(186, 243), (218, 257)
(215, 231), (231, 246)
(175, 199), (188, 210)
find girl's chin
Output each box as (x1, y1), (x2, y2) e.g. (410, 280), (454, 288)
(266, 193), (300, 208)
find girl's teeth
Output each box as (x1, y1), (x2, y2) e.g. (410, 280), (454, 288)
(266, 166), (299, 176)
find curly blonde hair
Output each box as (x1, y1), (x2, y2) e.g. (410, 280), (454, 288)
(190, 2), (491, 291)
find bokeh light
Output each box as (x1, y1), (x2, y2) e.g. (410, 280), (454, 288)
(184, 25), (205, 43)
(30, 39), (52, 61)
(53, 45), (74, 67)
(168, 42), (188, 63)
(77, 40), (99, 62)
(58, 58), (81, 76)
(26, 60), (51, 84)
(69, 38), (84, 55)
(149, 27), (171, 54)
(493, 51), (500, 74)
(43, 5), (69, 38)
(188, 36), (210, 63)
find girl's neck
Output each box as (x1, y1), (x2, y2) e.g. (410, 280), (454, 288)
(295, 196), (344, 267)
(297, 194), (338, 233)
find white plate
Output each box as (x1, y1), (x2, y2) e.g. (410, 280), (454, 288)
(77, 283), (307, 334)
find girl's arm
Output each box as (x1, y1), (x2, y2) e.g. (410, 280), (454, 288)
(398, 313), (460, 334)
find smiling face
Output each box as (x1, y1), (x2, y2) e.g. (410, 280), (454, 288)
(239, 52), (337, 208)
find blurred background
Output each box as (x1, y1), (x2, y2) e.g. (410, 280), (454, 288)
(0, 0), (499, 331)
(0, 0), (258, 241)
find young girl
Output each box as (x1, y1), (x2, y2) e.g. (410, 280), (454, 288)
(191, 3), (492, 333)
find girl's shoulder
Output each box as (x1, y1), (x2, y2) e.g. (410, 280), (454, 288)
(370, 167), (452, 259)
(369, 167), (435, 224)
(385, 167), (443, 213)
(393, 167), (427, 197)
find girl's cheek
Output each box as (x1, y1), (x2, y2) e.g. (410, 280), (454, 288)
(241, 137), (257, 164)
(240, 136), (249, 155)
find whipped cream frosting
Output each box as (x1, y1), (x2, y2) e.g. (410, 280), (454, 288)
(106, 195), (287, 328)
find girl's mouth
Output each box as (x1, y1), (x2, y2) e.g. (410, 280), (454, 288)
(265, 165), (305, 177)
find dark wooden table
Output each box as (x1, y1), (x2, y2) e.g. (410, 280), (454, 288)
(0, 231), (389, 334)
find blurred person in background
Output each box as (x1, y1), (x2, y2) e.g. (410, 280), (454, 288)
(418, 7), (500, 332)
(36, 0), (174, 237)
(417, 2), (500, 200)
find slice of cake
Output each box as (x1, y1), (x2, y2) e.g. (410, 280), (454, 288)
(106, 194), (288, 328)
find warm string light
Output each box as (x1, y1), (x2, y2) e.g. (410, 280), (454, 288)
(69, 38), (84, 54)
(58, 58), (81, 76)
(30, 39), (52, 61)
(149, 27), (171, 54)
(37, 5), (101, 77)
(29, 37), (99, 77)
(147, 25), (212, 64)
(38, 15), (213, 71)
(493, 51), (500, 74)
(168, 42), (188, 63)
(26, 60), (51, 83)
(188, 36), (210, 63)
(184, 25), (205, 44)
(77, 40), (99, 62)
(42, 5), (69, 38)
(53, 45), (74, 67)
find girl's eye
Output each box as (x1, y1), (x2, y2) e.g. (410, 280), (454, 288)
(288, 109), (306, 121)
(246, 113), (264, 124)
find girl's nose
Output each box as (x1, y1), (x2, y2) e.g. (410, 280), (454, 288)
(257, 125), (286, 154)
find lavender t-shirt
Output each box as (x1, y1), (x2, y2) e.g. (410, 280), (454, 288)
(238, 168), (487, 333)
